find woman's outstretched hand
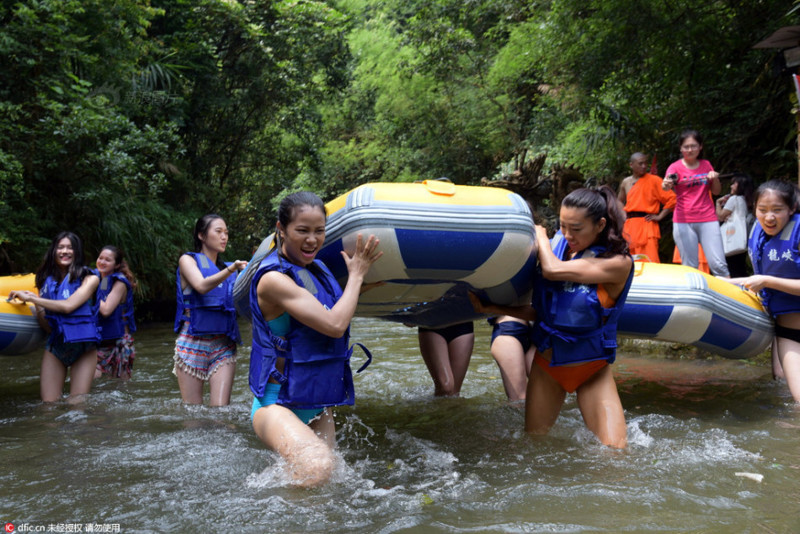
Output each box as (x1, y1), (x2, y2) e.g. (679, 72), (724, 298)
(730, 275), (769, 292)
(342, 234), (383, 279)
(7, 290), (36, 303)
(230, 259), (248, 272)
(534, 225), (549, 242)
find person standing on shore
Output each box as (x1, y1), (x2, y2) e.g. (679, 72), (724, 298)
(662, 129), (729, 276)
(618, 152), (676, 262)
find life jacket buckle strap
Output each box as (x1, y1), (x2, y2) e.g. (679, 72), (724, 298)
(269, 368), (288, 385)
(269, 333), (288, 351)
(539, 322), (578, 344)
(351, 342), (373, 373)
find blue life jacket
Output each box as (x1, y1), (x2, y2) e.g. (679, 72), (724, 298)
(96, 271), (137, 341)
(174, 252), (241, 343)
(530, 231), (633, 366)
(748, 213), (800, 316)
(40, 270), (100, 344)
(248, 250), (371, 410)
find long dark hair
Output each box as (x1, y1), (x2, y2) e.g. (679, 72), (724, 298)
(35, 231), (89, 290)
(99, 245), (138, 290)
(730, 173), (754, 212)
(274, 192), (327, 252)
(192, 213), (227, 270)
(754, 179), (800, 212)
(561, 185), (629, 257)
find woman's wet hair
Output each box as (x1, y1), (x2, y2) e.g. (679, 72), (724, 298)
(275, 192), (327, 250)
(35, 231), (88, 289)
(99, 245), (138, 289)
(192, 214), (227, 270)
(277, 192), (327, 229)
(755, 179), (800, 212)
(562, 185), (629, 257)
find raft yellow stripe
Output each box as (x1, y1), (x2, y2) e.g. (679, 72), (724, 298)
(633, 263), (764, 312)
(0, 273), (36, 296)
(326, 182), (516, 218)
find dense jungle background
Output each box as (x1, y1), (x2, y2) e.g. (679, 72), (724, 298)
(1, 0), (799, 317)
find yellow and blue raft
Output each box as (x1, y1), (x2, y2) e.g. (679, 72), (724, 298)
(0, 274), (46, 356)
(233, 181), (774, 359)
(234, 180), (538, 328)
(618, 262), (773, 359)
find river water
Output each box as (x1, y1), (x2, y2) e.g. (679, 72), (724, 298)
(1, 318), (798, 533)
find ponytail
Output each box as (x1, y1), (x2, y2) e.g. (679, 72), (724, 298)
(562, 185), (629, 257)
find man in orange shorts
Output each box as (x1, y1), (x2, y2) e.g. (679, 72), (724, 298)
(618, 152), (676, 262)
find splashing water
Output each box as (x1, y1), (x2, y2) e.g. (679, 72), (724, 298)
(1, 318), (799, 532)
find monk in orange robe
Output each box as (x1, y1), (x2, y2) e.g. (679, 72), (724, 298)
(618, 152), (677, 262)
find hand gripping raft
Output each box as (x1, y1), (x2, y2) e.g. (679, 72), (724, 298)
(0, 274), (46, 356)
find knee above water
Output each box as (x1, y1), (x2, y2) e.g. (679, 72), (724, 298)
(289, 442), (335, 488)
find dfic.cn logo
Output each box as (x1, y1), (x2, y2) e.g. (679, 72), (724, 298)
(4, 523), (14, 533)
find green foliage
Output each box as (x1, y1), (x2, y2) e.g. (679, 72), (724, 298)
(0, 148), (28, 251)
(0, 0), (351, 303)
(523, 0), (796, 179)
(0, 0), (177, 281)
(149, 0), (351, 247)
(315, 0), (527, 187)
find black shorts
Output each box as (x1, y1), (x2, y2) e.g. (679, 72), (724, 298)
(490, 320), (532, 353)
(47, 339), (97, 367)
(419, 322), (474, 344)
(774, 323), (800, 344)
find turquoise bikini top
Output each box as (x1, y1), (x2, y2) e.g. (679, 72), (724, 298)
(267, 312), (291, 336)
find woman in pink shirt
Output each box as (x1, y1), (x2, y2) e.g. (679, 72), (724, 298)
(662, 129), (729, 276)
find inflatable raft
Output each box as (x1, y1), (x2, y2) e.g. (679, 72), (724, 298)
(234, 180), (538, 327)
(619, 262), (773, 359)
(233, 181), (774, 359)
(0, 274), (45, 356)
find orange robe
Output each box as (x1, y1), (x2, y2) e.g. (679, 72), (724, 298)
(622, 173), (677, 262)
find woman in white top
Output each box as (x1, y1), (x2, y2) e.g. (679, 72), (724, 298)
(716, 173), (754, 277)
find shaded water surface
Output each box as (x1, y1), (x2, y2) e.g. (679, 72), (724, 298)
(1, 319), (799, 533)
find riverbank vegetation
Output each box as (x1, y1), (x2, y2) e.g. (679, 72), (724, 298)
(1, 0), (797, 314)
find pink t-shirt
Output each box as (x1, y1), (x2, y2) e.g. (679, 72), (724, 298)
(665, 159), (717, 223)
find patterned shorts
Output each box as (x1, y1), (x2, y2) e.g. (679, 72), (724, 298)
(96, 333), (136, 379)
(173, 323), (236, 381)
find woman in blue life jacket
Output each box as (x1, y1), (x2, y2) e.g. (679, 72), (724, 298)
(249, 192), (382, 487)
(471, 186), (633, 448)
(729, 180), (800, 402)
(93, 245), (137, 380)
(9, 232), (100, 403)
(174, 214), (248, 406)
